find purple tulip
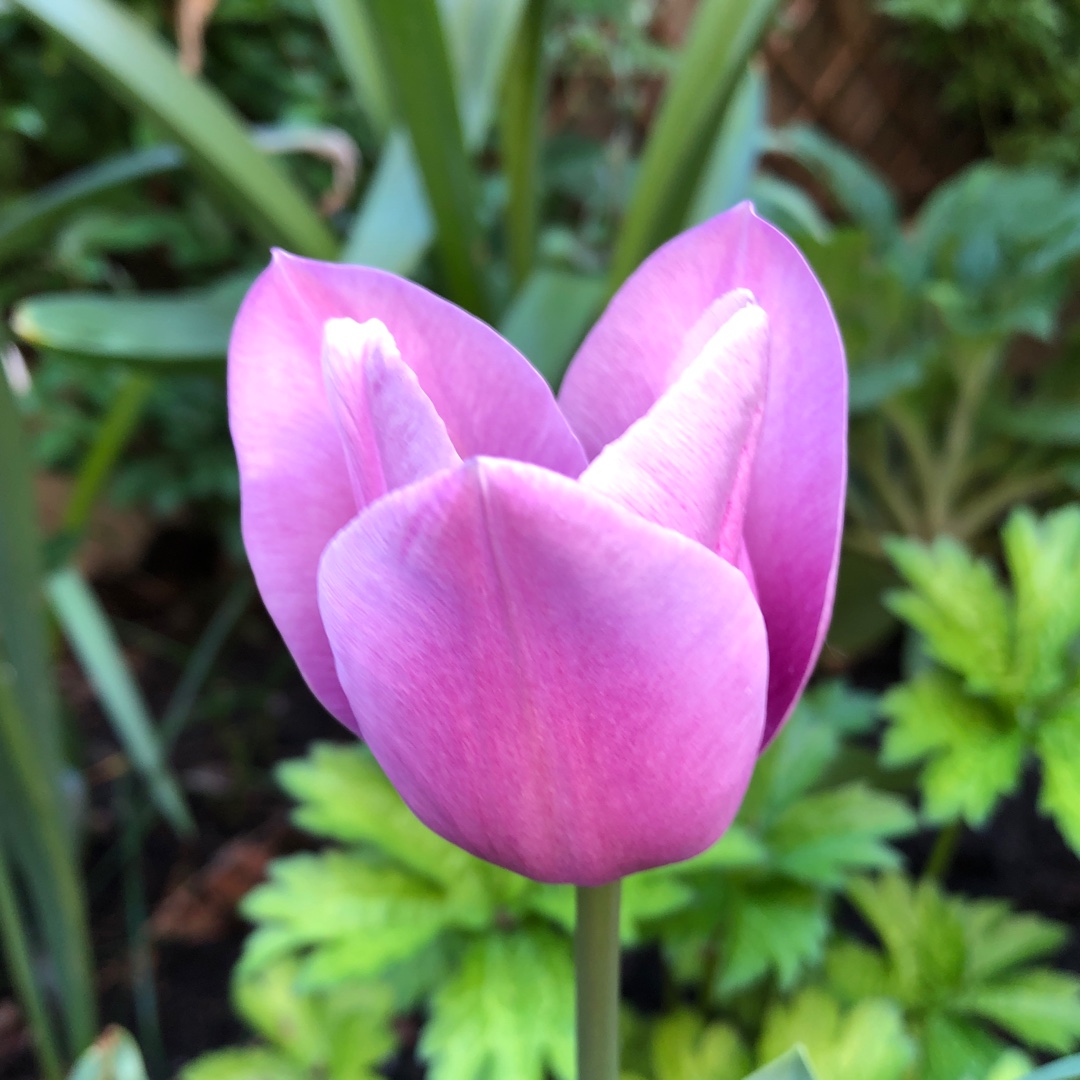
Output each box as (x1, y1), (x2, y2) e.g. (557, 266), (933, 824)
(228, 204), (846, 885)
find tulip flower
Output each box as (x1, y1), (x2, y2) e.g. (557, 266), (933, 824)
(228, 203), (846, 887)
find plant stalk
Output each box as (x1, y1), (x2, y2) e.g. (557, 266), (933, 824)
(575, 881), (621, 1080)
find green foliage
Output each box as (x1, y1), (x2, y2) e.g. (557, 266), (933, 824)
(649, 683), (915, 1000)
(180, 959), (393, 1080)
(878, 0), (1080, 172)
(826, 873), (1080, 1079)
(884, 506), (1080, 848)
(67, 1027), (149, 1080)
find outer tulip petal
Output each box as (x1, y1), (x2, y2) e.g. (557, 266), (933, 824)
(322, 318), (461, 505)
(580, 302), (768, 555)
(230, 252), (586, 724)
(317, 458), (769, 885)
(560, 204), (846, 743)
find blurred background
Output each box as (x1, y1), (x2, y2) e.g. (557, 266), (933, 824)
(4, 1), (1080, 1079)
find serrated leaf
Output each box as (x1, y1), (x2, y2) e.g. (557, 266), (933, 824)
(825, 939), (894, 1002)
(882, 671), (1025, 826)
(1036, 699), (1080, 855)
(239, 852), (466, 987)
(715, 882), (830, 997)
(767, 782), (915, 887)
(650, 1010), (750, 1080)
(1001, 507), (1080, 702)
(420, 928), (573, 1080)
(180, 1048), (307, 1080)
(757, 988), (913, 1080)
(921, 1013), (1005, 1080)
(960, 970), (1080, 1054)
(886, 536), (1012, 695)
(962, 901), (1067, 983)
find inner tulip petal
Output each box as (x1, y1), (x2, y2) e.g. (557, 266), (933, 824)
(317, 458), (769, 885)
(579, 303), (769, 556)
(322, 317), (462, 506)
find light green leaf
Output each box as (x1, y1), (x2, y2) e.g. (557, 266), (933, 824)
(882, 671), (1025, 827)
(1002, 506), (1080, 702)
(610, 0), (781, 286)
(180, 1048), (306, 1080)
(767, 782), (915, 887)
(921, 1013), (1005, 1080)
(1037, 699), (1080, 854)
(650, 1010), (750, 1080)
(11, 273), (254, 371)
(959, 970), (1080, 1054)
(14, 0), (336, 258)
(46, 566), (192, 835)
(885, 535), (1012, 695)
(420, 928), (574, 1080)
(68, 1027), (150, 1080)
(757, 988), (913, 1080)
(239, 852), (463, 987)
(715, 882), (830, 996)
(984, 1050), (1035, 1080)
(499, 268), (606, 388)
(341, 130), (434, 274)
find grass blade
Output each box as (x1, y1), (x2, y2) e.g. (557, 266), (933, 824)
(499, 0), (549, 286)
(10, 272), (253, 371)
(609, 0), (781, 287)
(499, 268), (606, 389)
(342, 130), (434, 273)
(14, 0), (337, 259)
(311, 0), (393, 140)
(363, 0), (491, 315)
(46, 566), (194, 837)
(0, 374), (98, 1064)
(686, 62), (767, 225)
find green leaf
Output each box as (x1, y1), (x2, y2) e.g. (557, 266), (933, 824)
(686, 63), (767, 225)
(180, 1048), (306, 1080)
(921, 1013), (1005, 1080)
(767, 782), (915, 887)
(499, 268), (606, 388)
(239, 852), (465, 987)
(885, 535), (1012, 695)
(743, 1047), (819, 1080)
(984, 1050), (1035, 1080)
(757, 988), (914, 1080)
(649, 1010), (750, 1080)
(231, 958), (394, 1076)
(341, 130), (434, 274)
(1001, 506), (1080, 702)
(1037, 699), (1080, 854)
(960, 970), (1080, 1054)
(14, 0), (336, 259)
(363, 0), (490, 316)
(420, 928), (574, 1080)
(0, 145), (182, 269)
(610, 0), (780, 286)
(715, 881), (830, 996)
(278, 744), (512, 913)
(766, 126), (899, 247)
(311, 0), (393, 139)
(46, 566), (193, 836)
(882, 671), (1025, 827)
(11, 273), (253, 371)
(68, 1027), (150, 1080)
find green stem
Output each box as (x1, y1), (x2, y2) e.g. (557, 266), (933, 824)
(575, 882), (621, 1080)
(924, 820), (962, 882)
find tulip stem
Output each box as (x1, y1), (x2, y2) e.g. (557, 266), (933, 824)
(575, 881), (621, 1080)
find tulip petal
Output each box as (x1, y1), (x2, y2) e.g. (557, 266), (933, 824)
(322, 318), (461, 506)
(230, 252), (586, 723)
(580, 302), (768, 556)
(560, 204), (846, 742)
(318, 457), (768, 885)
